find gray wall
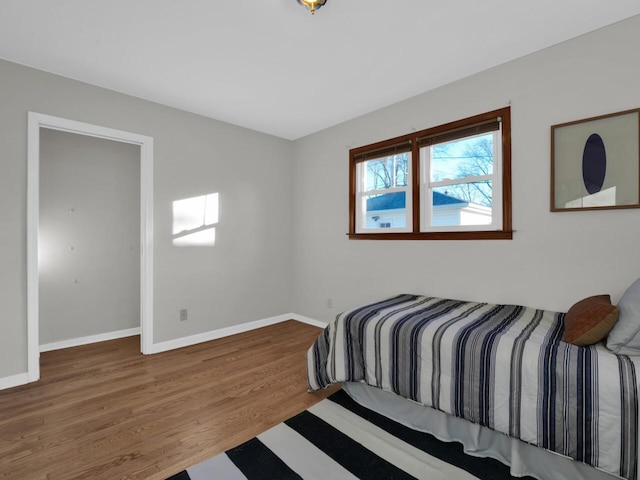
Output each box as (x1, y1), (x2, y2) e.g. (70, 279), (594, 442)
(39, 129), (140, 345)
(291, 15), (640, 321)
(0, 58), (293, 378)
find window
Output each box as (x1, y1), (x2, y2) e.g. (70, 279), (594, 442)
(349, 107), (512, 240)
(353, 142), (412, 233)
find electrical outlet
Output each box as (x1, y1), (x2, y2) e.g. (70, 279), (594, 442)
(180, 309), (188, 321)
(326, 298), (333, 309)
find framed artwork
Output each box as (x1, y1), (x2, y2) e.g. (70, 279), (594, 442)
(551, 108), (640, 211)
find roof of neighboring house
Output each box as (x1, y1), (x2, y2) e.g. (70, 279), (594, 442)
(366, 191), (466, 211)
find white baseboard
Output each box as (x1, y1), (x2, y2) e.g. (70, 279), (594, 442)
(289, 313), (328, 328)
(150, 313), (327, 354)
(0, 372), (30, 391)
(2, 313), (327, 390)
(39, 327), (141, 353)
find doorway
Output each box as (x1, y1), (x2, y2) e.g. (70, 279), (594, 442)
(27, 112), (154, 383)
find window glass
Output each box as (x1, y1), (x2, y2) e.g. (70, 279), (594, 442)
(363, 192), (407, 229)
(363, 153), (409, 191)
(422, 128), (500, 232)
(431, 133), (494, 182)
(355, 152), (412, 233)
(429, 184), (493, 227)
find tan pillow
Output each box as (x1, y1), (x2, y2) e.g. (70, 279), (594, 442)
(563, 295), (619, 346)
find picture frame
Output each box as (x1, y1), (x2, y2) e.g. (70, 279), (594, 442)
(550, 108), (640, 212)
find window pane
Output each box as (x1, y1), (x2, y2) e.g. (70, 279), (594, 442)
(430, 133), (494, 182)
(362, 153), (410, 191)
(429, 184), (492, 227)
(364, 191), (407, 229)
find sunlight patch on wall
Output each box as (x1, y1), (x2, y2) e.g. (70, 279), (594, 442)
(172, 193), (219, 246)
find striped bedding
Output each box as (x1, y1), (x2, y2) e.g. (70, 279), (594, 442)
(306, 294), (640, 479)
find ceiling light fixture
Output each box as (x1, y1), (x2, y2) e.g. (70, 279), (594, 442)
(297, 0), (327, 15)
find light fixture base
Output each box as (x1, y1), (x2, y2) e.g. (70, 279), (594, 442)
(296, 0), (327, 15)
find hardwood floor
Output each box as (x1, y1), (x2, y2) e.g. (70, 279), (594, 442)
(0, 320), (339, 479)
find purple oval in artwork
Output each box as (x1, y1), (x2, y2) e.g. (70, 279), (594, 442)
(582, 133), (606, 194)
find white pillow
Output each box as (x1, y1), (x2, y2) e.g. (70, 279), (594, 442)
(606, 277), (640, 354)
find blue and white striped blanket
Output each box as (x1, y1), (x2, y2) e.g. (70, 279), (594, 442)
(306, 294), (640, 479)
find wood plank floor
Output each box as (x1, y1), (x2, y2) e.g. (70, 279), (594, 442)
(0, 320), (339, 480)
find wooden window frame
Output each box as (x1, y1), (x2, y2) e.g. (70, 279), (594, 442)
(348, 107), (513, 240)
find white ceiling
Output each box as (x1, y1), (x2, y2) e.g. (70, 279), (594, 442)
(1, 1), (639, 140)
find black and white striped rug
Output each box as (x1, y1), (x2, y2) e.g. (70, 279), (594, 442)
(167, 390), (530, 480)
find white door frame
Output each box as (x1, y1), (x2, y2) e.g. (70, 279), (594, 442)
(27, 112), (154, 382)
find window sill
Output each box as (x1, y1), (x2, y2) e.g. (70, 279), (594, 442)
(347, 230), (513, 240)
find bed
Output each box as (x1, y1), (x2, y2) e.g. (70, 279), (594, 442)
(306, 293), (640, 480)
